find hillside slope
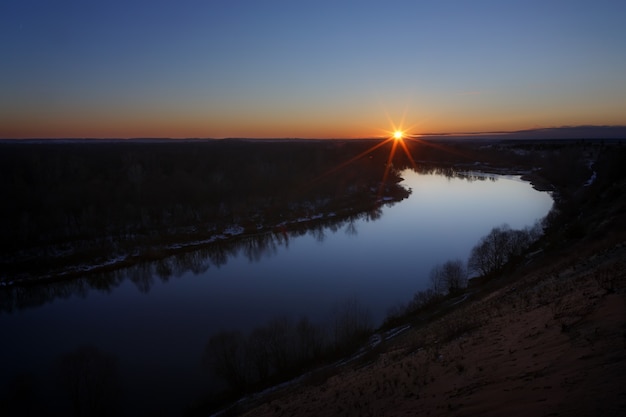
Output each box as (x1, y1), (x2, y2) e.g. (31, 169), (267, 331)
(235, 149), (626, 417)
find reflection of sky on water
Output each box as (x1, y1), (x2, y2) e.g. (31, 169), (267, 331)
(0, 170), (553, 416)
(181, 171), (551, 328)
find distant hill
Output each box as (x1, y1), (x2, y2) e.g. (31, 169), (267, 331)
(419, 125), (626, 141)
(500, 125), (626, 140)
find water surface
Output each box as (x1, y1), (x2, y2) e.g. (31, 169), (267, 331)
(0, 170), (553, 415)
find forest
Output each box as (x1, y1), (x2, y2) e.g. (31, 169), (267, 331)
(0, 137), (617, 283)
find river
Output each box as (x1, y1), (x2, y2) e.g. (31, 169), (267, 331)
(0, 169), (553, 416)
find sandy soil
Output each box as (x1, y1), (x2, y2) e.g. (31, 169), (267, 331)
(238, 241), (626, 417)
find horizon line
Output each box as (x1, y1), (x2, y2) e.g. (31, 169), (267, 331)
(2, 125), (626, 142)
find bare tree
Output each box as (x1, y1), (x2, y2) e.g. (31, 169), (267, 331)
(294, 316), (324, 364)
(261, 317), (295, 374)
(429, 259), (468, 295)
(247, 327), (272, 382)
(468, 224), (536, 277)
(408, 288), (443, 312)
(204, 331), (249, 392)
(441, 259), (468, 294)
(467, 225), (512, 276)
(332, 297), (372, 352)
(429, 264), (445, 295)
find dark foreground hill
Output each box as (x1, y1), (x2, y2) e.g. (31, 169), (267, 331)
(214, 141), (626, 417)
(237, 247), (625, 416)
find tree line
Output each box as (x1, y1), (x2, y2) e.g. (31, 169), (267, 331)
(1, 137), (523, 281)
(0, 206), (385, 313)
(201, 298), (373, 404)
(1, 138), (610, 284)
(385, 221), (544, 327)
(0, 139), (409, 279)
(199, 221), (543, 409)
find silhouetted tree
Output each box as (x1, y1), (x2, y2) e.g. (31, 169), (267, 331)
(410, 288), (443, 311)
(293, 316), (324, 363)
(443, 259), (467, 294)
(468, 224), (536, 277)
(247, 327), (272, 382)
(429, 265), (445, 295)
(429, 259), (467, 295)
(332, 297), (372, 352)
(258, 317), (294, 375)
(468, 225), (511, 277)
(204, 331), (250, 393)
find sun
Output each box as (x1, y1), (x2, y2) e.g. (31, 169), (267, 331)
(393, 130), (404, 140)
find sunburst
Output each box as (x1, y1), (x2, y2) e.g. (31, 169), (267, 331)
(302, 116), (423, 201)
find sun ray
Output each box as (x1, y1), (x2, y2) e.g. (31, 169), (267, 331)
(298, 109), (453, 206)
(397, 136), (418, 170)
(378, 137), (399, 199)
(403, 135), (474, 160)
(302, 138), (394, 189)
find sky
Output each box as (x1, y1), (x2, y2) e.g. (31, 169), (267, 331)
(1, 0), (626, 139)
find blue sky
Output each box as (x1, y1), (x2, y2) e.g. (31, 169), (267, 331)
(2, 0), (625, 138)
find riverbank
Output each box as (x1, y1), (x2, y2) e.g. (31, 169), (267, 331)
(203, 143), (626, 416)
(0, 138), (599, 285)
(236, 240), (625, 417)
(2, 139), (417, 285)
(0, 188), (407, 287)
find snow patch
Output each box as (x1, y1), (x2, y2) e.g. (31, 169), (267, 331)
(223, 225), (245, 235)
(584, 161), (597, 187)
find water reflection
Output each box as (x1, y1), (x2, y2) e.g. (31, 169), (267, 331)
(0, 167), (520, 314)
(0, 167), (554, 417)
(0, 207), (386, 313)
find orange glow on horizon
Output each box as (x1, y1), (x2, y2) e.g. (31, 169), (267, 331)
(2, 83), (626, 139)
(3, 105), (623, 139)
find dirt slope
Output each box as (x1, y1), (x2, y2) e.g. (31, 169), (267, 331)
(237, 185), (626, 417)
(238, 245), (625, 417)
